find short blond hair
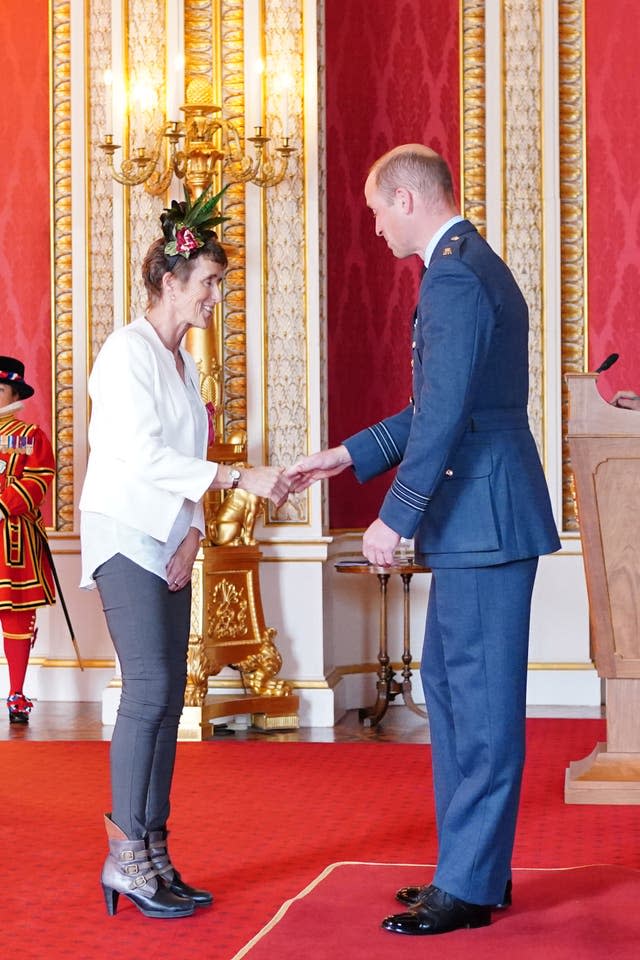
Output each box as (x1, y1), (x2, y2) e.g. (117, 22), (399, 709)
(369, 144), (455, 208)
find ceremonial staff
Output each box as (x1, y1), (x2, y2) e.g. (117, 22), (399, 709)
(40, 535), (84, 671)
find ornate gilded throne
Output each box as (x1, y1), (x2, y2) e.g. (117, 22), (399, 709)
(179, 428), (299, 739)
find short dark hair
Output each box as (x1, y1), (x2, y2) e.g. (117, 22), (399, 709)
(142, 233), (228, 306)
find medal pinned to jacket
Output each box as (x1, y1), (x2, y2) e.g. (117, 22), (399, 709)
(0, 411), (56, 609)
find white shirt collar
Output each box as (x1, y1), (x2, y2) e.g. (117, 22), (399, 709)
(423, 214), (465, 267)
(0, 399), (24, 417)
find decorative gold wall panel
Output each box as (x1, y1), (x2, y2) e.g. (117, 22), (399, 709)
(184, 0), (248, 439)
(503, 0), (544, 451)
(263, 0), (307, 524)
(51, 1), (74, 530)
(126, 0), (167, 319)
(88, 0), (116, 363)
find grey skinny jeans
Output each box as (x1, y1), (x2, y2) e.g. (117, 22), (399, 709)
(94, 553), (191, 839)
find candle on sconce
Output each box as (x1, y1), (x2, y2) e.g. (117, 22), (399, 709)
(103, 69), (113, 132)
(281, 73), (293, 140)
(255, 57), (265, 132)
(167, 53), (184, 123)
(283, 84), (289, 139)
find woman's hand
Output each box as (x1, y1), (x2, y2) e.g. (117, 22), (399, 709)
(239, 466), (290, 508)
(166, 526), (201, 591)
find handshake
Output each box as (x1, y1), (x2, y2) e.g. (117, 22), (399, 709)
(223, 444), (403, 568)
(221, 444), (354, 510)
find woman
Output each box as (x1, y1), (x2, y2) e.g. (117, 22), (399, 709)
(0, 356), (56, 724)
(79, 189), (289, 920)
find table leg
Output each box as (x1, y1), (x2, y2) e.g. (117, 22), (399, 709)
(400, 571), (428, 720)
(359, 573), (399, 726)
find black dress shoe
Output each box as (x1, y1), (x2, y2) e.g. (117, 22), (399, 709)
(396, 877), (512, 910)
(382, 885), (491, 936)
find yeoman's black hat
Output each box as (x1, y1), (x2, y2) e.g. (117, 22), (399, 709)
(0, 356), (35, 399)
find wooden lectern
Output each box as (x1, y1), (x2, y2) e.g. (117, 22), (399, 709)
(565, 373), (640, 803)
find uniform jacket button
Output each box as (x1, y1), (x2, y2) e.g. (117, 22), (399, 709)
(445, 468), (454, 478)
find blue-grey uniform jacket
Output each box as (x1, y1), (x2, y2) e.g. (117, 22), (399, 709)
(344, 219), (560, 568)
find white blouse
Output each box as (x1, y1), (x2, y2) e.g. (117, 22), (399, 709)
(80, 317), (217, 588)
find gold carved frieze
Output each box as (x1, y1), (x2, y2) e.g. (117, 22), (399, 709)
(461, 0), (487, 235)
(210, 577), (249, 640)
(51, 1), (73, 530)
(201, 546), (293, 698)
(186, 557), (210, 705)
(316, 0), (329, 523)
(220, 0), (248, 439)
(558, 0), (585, 531)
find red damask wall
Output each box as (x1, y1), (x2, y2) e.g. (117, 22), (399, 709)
(585, 0), (640, 400)
(0, 2), (52, 445)
(325, 0), (460, 530)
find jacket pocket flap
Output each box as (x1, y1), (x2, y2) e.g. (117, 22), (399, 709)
(445, 443), (493, 479)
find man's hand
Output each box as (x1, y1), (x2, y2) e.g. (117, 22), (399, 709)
(611, 390), (640, 411)
(285, 445), (353, 492)
(362, 518), (401, 567)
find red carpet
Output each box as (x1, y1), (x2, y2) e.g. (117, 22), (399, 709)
(1, 719), (639, 960)
(233, 862), (640, 960)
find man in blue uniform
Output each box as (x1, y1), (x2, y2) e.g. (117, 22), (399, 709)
(286, 144), (560, 935)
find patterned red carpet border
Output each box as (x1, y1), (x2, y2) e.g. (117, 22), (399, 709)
(1, 719), (639, 959)
(232, 861), (640, 960)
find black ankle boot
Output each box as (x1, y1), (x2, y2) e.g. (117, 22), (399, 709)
(101, 815), (194, 919)
(148, 827), (213, 906)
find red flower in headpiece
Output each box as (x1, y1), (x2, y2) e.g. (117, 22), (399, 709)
(162, 186), (229, 258)
(175, 227), (201, 255)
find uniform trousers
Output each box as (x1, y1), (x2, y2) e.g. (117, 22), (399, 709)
(94, 553), (191, 840)
(420, 558), (538, 905)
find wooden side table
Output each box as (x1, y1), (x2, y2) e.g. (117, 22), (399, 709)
(335, 559), (430, 727)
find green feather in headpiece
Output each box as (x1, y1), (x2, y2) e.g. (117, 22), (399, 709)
(161, 184), (230, 259)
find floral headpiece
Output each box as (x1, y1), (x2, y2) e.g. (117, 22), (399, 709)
(161, 184), (229, 259)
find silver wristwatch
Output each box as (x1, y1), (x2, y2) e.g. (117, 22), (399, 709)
(229, 467), (241, 489)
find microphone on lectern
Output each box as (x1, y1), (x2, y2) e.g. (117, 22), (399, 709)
(594, 353), (619, 374)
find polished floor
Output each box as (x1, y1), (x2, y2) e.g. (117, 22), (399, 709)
(0, 698), (603, 743)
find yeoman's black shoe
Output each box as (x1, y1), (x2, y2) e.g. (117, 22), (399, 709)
(396, 877), (512, 910)
(382, 885), (492, 936)
(7, 692), (33, 724)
